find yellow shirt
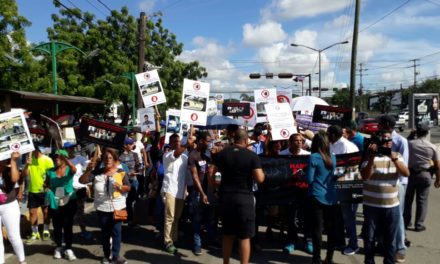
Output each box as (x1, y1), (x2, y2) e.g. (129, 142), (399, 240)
(28, 155), (54, 193)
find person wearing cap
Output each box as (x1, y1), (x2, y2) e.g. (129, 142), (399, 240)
(127, 131), (149, 198)
(64, 142), (93, 240)
(45, 149), (78, 261)
(404, 122), (440, 233)
(378, 114), (409, 263)
(119, 137), (140, 227)
(21, 144), (54, 244)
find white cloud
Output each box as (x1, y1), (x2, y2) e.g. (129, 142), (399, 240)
(325, 15), (351, 29)
(138, 0), (156, 13)
(262, 0), (351, 20)
(242, 21), (287, 47)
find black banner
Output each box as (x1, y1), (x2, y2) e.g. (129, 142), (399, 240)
(312, 104), (352, 127)
(79, 117), (127, 150)
(257, 152), (363, 205)
(222, 102), (250, 116)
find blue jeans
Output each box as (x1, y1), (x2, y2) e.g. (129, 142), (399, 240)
(190, 190), (217, 249)
(155, 194), (165, 233)
(97, 211), (122, 259)
(341, 203), (359, 249)
(126, 179), (139, 222)
(363, 205), (400, 264)
(395, 183), (407, 254)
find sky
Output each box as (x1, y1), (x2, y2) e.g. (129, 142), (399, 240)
(15, 0), (440, 97)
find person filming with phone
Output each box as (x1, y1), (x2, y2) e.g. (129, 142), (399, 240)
(361, 131), (410, 264)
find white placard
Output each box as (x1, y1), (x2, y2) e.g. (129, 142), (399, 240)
(180, 79), (210, 126)
(238, 101), (256, 127)
(0, 110), (35, 161)
(165, 109), (182, 144)
(277, 90), (293, 109)
(264, 103), (297, 141)
(207, 99), (217, 116)
(254, 88), (277, 123)
(135, 69), (167, 108)
(137, 107), (156, 132)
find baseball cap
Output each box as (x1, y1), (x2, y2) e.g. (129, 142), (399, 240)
(63, 142), (77, 148)
(124, 137), (135, 145)
(54, 149), (69, 158)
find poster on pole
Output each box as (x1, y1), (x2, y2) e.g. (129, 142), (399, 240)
(180, 79), (210, 126)
(238, 101), (256, 128)
(277, 90), (293, 109)
(409, 93), (439, 128)
(137, 107), (156, 132)
(254, 88), (277, 123)
(135, 69), (166, 108)
(264, 103), (297, 141)
(0, 110), (34, 161)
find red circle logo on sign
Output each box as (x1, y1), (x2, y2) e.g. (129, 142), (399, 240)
(190, 113), (198, 121)
(277, 95), (290, 103)
(193, 83), (201, 90)
(261, 90), (269, 98)
(280, 129), (289, 139)
(144, 73), (150, 79)
(11, 142), (21, 151)
(243, 107), (254, 120)
(151, 96), (158, 102)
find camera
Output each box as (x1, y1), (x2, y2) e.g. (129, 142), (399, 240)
(365, 134), (392, 156)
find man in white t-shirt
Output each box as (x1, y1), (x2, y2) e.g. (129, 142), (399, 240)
(161, 133), (194, 254)
(327, 125), (360, 256)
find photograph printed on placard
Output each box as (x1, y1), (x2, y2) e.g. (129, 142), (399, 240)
(140, 81), (162, 96)
(167, 115), (181, 133)
(88, 125), (117, 141)
(0, 116), (26, 147)
(183, 95), (207, 112)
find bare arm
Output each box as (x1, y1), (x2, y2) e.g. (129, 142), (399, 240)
(434, 160), (440, 188)
(252, 168), (265, 184)
(9, 152), (20, 183)
(390, 152), (410, 177)
(189, 165), (208, 204)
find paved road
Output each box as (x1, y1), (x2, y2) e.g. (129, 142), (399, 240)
(5, 182), (440, 264)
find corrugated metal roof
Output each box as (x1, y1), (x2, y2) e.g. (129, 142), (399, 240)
(0, 89), (105, 104)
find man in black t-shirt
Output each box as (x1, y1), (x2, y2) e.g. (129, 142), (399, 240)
(188, 131), (216, 256)
(210, 128), (265, 264)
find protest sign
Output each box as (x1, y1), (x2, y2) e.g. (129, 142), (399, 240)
(257, 152), (363, 205)
(264, 103), (297, 141)
(79, 117), (127, 149)
(135, 69), (166, 108)
(238, 101), (256, 127)
(312, 104), (352, 127)
(222, 102), (250, 116)
(137, 107), (156, 132)
(254, 88), (277, 123)
(277, 90), (293, 109)
(165, 109), (182, 144)
(180, 79), (210, 126)
(0, 110), (34, 161)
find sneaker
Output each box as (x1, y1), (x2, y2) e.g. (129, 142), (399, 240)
(64, 249), (77, 261)
(53, 247), (63, 259)
(396, 252), (406, 263)
(42, 230), (51, 241)
(305, 241), (313, 254)
(404, 239), (412, 248)
(101, 257), (112, 264)
(343, 247), (359, 256)
(194, 246), (202, 256)
(283, 243), (295, 254)
(113, 256), (128, 264)
(26, 232), (40, 244)
(165, 244), (177, 254)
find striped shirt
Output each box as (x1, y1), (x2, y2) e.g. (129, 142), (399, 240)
(362, 155), (402, 208)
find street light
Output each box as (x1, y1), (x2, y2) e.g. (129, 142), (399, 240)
(290, 40), (349, 98)
(32, 41), (98, 115)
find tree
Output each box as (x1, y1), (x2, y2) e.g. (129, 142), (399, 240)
(11, 2), (206, 124)
(330, 89), (350, 107)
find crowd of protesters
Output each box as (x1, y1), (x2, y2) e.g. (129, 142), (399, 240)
(0, 111), (439, 264)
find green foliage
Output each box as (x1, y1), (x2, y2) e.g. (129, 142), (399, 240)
(330, 89), (350, 107)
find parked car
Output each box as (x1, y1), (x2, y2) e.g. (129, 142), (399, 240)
(399, 111), (409, 122)
(358, 118), (379, 134)
(392, 114), (405, 132)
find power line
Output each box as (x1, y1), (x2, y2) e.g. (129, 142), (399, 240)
(425, 0), (440, 7)
(95, 0), (112, 13)
(359, 0), (411, 33)
(85, 0), (107, 17)
(54, 0), (95, 28)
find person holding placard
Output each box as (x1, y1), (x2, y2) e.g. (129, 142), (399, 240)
(0, 152), (26, 264)
(45, 149), (78, 261)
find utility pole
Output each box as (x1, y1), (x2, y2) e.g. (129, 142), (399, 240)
(409, 59), (420, 89)
(137, 12), (147, 110)
(350, 0), (361, 111)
